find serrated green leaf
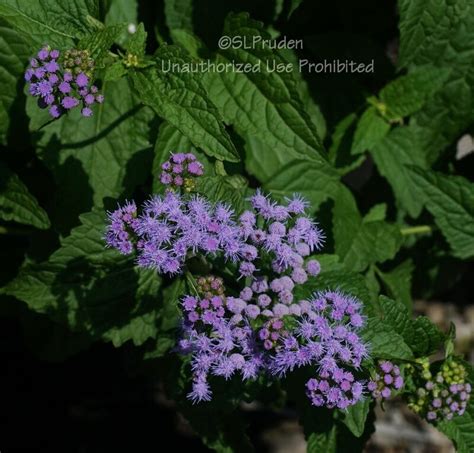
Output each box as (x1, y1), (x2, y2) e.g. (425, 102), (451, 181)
(307, 426), (337, 453)
(362, 318), (413, 360)
(333, 188), (403, 272)
(327, 113), (365, 176)
(4, 209), (162, 347)
(295, 268), (371, 307)
(0, 20), (29, 145)
(126, 22), (146, 56)
(29, 77), (153, 233)
(164, 0), (193, 31)
(379, 66), (450, 120)
(103, 60), (127, 81)
(370, 126), (428, 217)
(342, 398), (370, 438)
(376, 260), (414, 309)
(378, 295), (413, 344)
(196, 176), (247, 214)
(78, 24), (124, 63)
(363, 204), (387, 223)
(263, 159), (342, 213)
(351, 107), (390, 155)
(406, 168), (474, 259)
(0, 162), (50, 229)
(0, 0), (99, 48)
(105, 0), (137, 26)
(396, 0), (474, 164)
(204, 13), (326, 172)
(410, 316), (446, 357)
(131, 45), (239, 163)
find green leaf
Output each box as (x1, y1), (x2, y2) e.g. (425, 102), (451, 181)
(375, 260), (414, 310)
(406, 168), (474, 259)
(103, 60), (127, 81)
(327, 113), (365, 175)
(104, 0), (137, 46)
(0, 162), (50, 229)
(4, 209), (162, 347)
(363, 204), (387, 223)
(131, 45), (239, 163)
(306, 425), (337, 453)
(78, 24), (124, 63)
(196, 176), (248, 214)
(0, 0), (99, 48)
(105, 0), (137, 25)
(410, 316), (446, 357)
(164, 0), (193, 31)
(0, 20), (29, 145)
(370, 126), (428, 217)
(263, 159), (342, 213)
(204, 13), (326, 171)
(379, 66), (450, 120)
(377, 295), (445, 356)
(333, 188), (403, 272)
(378, 295), (413, 344)
(396, 0), (474, 164)
(351, 107), (390, 155)
(29, 77), (153, 233)
(342, 398), (370, 438)
(362, 318), (413, 360)
(126, 22), (147, 56)
(295, 267), (371, 307)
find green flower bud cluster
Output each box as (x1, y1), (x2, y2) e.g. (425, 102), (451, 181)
(441, 359), (467, 385)
(61, 49), (95, 77)
(196, 275), (226, 300)
(407, 358), (471, 422)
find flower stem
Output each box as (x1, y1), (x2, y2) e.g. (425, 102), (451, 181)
(400, 225), (432, 236)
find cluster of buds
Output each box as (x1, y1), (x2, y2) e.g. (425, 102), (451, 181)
(160, 153), (204, 192)
(368, 360), (404, 400)
(61, 48), (95, 76)
(196, 275), (225, 299)
(258, 318), (286, 351)
(408, 358), (471, 421)
(25, 46), (103, 118)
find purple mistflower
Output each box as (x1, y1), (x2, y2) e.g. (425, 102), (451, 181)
(76, 73), (89, 87)
(81, 107), (93, 117)
(25, 47), (103, 119)
(178, 301), (265, 403)
(370, 361), (403, 400)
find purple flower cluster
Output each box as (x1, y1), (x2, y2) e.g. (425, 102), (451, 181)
(425, 381), (471, 421)
(105, 152), (371, 410)
(270, 291), (368, 409)
(106, 190), (247, 274)
(306, 369), (363, 410)
(408, 359), (472, 422)
(178, 278), (265, 402)
(368, 361), (404, 400)
(238, 190), (324, 280)
(160, 153), (204, 191)
(179, 287), (369, 409)
(104, 201), (138, 254)
(24, 46), (103, 118)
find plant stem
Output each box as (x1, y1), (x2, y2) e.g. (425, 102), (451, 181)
(185, 271), (200, 296)
(400, 225), (432, 236)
